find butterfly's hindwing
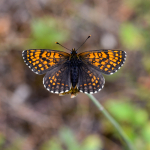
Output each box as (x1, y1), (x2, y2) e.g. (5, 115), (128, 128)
(22, 49), (70, 74)
(43, 63), (71, 93)
(77, 63), (105, 94)
(78, 50), (126, 75)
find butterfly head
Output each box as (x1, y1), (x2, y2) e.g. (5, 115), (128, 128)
(71, 48), (77, 55)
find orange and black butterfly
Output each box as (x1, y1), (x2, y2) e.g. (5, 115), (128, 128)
(22, 35), (126, 98)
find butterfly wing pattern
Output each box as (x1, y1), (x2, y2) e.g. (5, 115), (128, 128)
(22, 48), (126, 97)
(78, 50), (126, 75)
(77, 63), (105, 94)
(22, 49), (70, 74)
(22, 49), (71, 94)
(43, 62), (71, 93)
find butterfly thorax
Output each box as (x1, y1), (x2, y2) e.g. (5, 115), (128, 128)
(70, 49), (80, 88)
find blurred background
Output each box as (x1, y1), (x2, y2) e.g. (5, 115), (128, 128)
(0, 0), (150, 150)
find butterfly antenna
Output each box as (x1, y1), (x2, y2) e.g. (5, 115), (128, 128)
(76, 35), (91, 51)
(55, 42), (71, 52)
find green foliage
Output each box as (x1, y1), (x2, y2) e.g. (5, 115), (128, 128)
(104, 70), (124, 82)
(106, 100), (148, 126)
(124, 0), (150, 15)
(142, 55), (150, 73)
(105, 100), (150, 150)
(0, 128), (102, 150)
(41, 127), (103, 150)
(0, 134), (5, 148)
(120, 0), (150, 52)
(120, 23), (145, 50)
(81, 135), (102, 150)
(42, 138), (62, 150)
(136, 86), (150, 102)
(0, 134), (24, 150)
(25, 17), (69, 49)
(59, 127), (80, 150)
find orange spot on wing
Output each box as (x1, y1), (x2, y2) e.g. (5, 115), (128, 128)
(32, 62), (36, 66)
(30, 56), (34, 59)
(100, 66), (104, 70)
(101, 61), (105, 65)
(42, 51), (47, 57)
(101, 52), (107, 58)
(38, 64), (42, 67)
(97, 53), (101, 57)
(30, 50), (35, 52)
(35, 56), (40, 60)
(95, 58), (100, 62)
(94, 53), (99, 58)
(89, 73), (92, 77)
(107, 65), (111, 68)
(105, 59), (109, 63)
(94, 62), (100, 67)
(43, 61), (47, 65)
(45, 65), (49, 69)
(108, 52), (114, 55)
(32, 58), (36, 62)
(49, 62), (55, 66)
(113, 63), (117, 67)
(55, 53), (60, 58)
(50, 52), (54, 57)
(47, 53), (50, 57)
(89, 53), (95, 58)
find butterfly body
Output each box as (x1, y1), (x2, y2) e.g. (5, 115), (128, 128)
(70, 48), (80, 88)
(22, 48), (126, 97)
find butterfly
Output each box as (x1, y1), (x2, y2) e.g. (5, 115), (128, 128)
(22, 35), (126, 98)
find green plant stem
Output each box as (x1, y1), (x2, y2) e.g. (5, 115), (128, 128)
(87, 94), (136, 150)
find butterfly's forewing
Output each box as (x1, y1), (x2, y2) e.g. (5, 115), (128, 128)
(22, 49), (70, 74)
(43, 62), (71, 93)
(78, 50), (126, 75)
(77, 63), (105, 94)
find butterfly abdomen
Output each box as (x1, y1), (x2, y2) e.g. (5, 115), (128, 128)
(71, 66), (79, 88)
(70, 53), (80, 88)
